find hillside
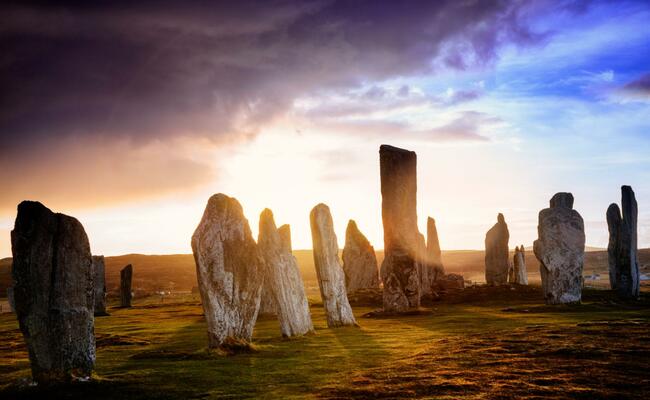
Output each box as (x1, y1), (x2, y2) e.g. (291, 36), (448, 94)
(2, 249), (650, 297)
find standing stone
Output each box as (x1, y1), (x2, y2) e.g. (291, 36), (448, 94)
(342, 220), (379, 294)
(379, 144), (420, 312)
(513, 246), (528, 285)
(91, 256), (108, 316)
(278, 224), (292, 253)
(120, 264), (133, 308)
(258, 288), (277, 316)
(258, 209), (313, 337)
(607, 186), (640, 298)
(426, 217), (445, 281)
(310, 204), (357, 327)
(534, 193), (585, 304)
(421, 217), (445, 296)
(485, 213), (510, 285)
(259, 224), (296, 318)
(11, 201), (95, 383)
(416, 232), (430, 297)
(191, 194), (264, 348)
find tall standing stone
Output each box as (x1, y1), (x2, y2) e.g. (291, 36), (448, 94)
(513, 246), (528, 285)
(534, 193), (585, 304)
(421, 217), (445, 295)
(426, 217), (445, 281)
(485, 213), (510, 285)
(91, 255), (108, 316)
(416, 232), (430, 297)
(258, 209), (313, 337)
(310, 204), (357, 327)
(342, 220), (379, 294)
(607, 186), (640, 298)
(379, 144), (420, 312)
(191, 194), (264, 348)
(11, 201), (95, 383)
(259, 224), (295, 318)
(120, 264), (133, 308)
(278, 224), (292, 253)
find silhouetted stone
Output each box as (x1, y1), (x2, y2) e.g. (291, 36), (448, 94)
(485, 213), (510, 286)
(416, 232), (431, 297)
(342, 220), (379, 294)
(258, 209), (313, 337)
(534, 193), (585, 304)
(513, 246), (528, 285)
(11, 201), (95, 383)
(92, 256), (108, 316)
(379, 144), (420, 312)
(607, 186), (640, 298)
(420, 217), (445, 296)
(310, 204), (357, 327)
(120, 264), (133, 308)
(426, 217), (445, 281)
(191, 194), (264, 348)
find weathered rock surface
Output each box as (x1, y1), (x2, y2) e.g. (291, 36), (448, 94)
(607, 186), (640, 298)
(259, 224), (294, 318)
(513, 246), (528, 285)
(432, 273), (465, 291)
(342, 220), (379, 294)
(191, 194), (264, 348)
(379, 144), (420, 312)
(258, 209), (313, 337)
(91, 255), (108, 316)
(11, 201), (95, 383)
(310, 204), (357, 327)
(278, 224), (292, 253)
(485, 213), (510, 286)
(534, 193), (585, 304)
(120, 264), (133, 308)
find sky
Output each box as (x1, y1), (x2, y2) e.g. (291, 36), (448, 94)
(1, 0), (650, 257)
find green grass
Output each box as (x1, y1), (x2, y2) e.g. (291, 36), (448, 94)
(1, 287), (650, 399)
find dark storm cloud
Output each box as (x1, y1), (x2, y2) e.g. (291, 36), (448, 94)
(0, 0), (592, 211)
(1, 0), (562, 148)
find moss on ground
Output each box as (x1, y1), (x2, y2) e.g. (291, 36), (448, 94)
(1, 287), (650, 399)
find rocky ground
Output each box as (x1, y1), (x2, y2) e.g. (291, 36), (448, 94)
(1, 286), (649, 399)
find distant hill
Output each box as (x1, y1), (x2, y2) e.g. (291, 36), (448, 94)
(1, 249), (650, 297)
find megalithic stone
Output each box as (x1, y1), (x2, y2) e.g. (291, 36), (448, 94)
(342, 220), (379, 295)
(120, 264), (133, 308)
(278, 224), (292, 254)
(607, 203), (621, 290)
(534, 193), (585, 304)
(191, 194), (264, 348)
(11, 201), (95, 383)
(309, 204), (357, 327)
(258, 209), (313, 337)
(416, 232), (430, 297)
(607, 186), (640, 298)
(485, 213), (510, 285)
(379, 144), (420, 312)
(426, 217), (445, 281)
(92, 255), (108, 316)
(259, 224), (294, 317)
(513, 246), (528, 285)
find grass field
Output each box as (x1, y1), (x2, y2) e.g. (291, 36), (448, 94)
(2, 286), (650, 399)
